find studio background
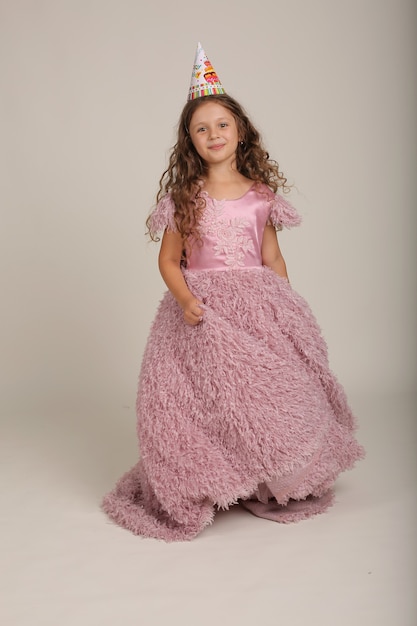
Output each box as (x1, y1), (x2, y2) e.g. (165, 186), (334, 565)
(1, 1), (416, 625)
(1, 0), (415, 414)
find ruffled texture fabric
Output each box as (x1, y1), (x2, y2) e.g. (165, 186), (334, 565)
(147, 193), (178, 235)
(102, 268), (364, 541)
(268, 192), (302, 230)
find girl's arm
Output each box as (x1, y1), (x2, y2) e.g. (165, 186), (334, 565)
(158, 230), (204, 325)
(261, 224), (289, 280)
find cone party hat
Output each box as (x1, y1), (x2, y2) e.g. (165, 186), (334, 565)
(188, 42), (225, 100)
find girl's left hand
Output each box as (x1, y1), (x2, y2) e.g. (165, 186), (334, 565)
(182, 297), (204, 326)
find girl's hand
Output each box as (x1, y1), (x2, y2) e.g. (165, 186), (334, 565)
(158, 232), (204, 326)
(181, 298), (204, 326)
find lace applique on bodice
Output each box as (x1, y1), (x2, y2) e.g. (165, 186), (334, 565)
(147, 183), (302, 272)
(187, 187), (271, 271)
(198, 198), (255, 268)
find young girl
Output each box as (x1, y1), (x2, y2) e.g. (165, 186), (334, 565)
(102, 44), (364, 541)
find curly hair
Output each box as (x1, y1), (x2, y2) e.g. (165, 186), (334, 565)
(146, 93), (290, 242)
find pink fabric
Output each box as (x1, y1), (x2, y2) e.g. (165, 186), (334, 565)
(102, 187), (364, 541)
(188, 185), (300, 270)
(241, 491), (335, 523)
(147, 184), (302, 272)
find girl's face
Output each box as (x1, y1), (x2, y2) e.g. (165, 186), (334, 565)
(189, 101), (239, 168)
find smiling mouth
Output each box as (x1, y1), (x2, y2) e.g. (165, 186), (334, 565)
(209, 144), (225, 150)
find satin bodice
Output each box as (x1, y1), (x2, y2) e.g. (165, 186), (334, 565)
(147, 183), (302, 271)
(187, 187), (270, 271)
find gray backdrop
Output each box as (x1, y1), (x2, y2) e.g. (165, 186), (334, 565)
(1, 0), (415, 416)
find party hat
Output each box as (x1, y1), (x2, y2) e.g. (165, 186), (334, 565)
(188, 42), (225, 100)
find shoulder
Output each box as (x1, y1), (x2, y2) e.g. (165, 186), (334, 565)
(147, 193), (178, 235)
(253, 182), (275, 199)
(251, 182), (282, 206)
(262, 185), (302, 230)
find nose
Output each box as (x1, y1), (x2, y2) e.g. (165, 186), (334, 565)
(208, 126), (219, 139)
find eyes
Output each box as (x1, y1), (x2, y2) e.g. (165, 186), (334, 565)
(196, 122), (229, 133)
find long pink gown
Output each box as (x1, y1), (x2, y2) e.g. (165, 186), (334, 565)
(102, 183), (365, 541)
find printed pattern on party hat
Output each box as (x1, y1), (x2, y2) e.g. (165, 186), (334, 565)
(188, 42), (225, 100)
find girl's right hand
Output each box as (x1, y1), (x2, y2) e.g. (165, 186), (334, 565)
(181, 297), (204, 326)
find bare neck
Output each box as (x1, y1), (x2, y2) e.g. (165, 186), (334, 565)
(202, 167), (253, 201)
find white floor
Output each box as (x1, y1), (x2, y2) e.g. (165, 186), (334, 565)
(1, 392), (416, 626)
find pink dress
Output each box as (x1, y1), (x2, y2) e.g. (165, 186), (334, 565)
(102, 183), (364, 541)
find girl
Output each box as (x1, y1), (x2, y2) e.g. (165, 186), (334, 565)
(102, 44), (364, 541)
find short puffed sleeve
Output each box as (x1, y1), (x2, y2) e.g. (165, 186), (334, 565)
(147, 194), (178, 235)
(269, 193), (302, 231)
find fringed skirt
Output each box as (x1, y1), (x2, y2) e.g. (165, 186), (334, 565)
(102, 267), (364, 541)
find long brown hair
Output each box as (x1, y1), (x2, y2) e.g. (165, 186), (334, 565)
(146, 93), (289, 242)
